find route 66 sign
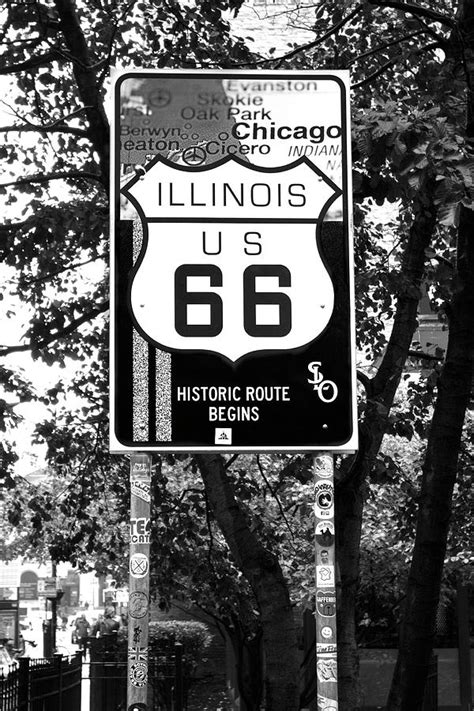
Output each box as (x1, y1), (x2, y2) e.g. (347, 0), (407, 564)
(110, 70), (357, 452)
(123, 155), (337, 362)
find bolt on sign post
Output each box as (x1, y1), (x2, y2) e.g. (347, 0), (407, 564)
(110, 70), (358, 711)
(127, 454), (151, 711)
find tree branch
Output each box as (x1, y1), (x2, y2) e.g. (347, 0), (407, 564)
(272, 3), (365, 67)
(0, 103), (93, 138)
(224, 453), (240, 470)
(356, 370), (373, 397)
(407, 349), (444, 361)
(173, 597), (227, 638)
(256, 455), (296, 545)
(371, 179), (438, 402)
(367, 0), (456, 27)
(20, 254), (106, 286)
(0, 303), (108, 357)
(352, 57), (398, 89)
(0, 51), (64, 75)
(347, 29), (426, 66)
(0, 170), (104, 189)
(53, 0), (110, 185)
(0, 124), (89, 137)
(0, 220), (31, 233)
(354, 40), (443, 88)
(204, 490), (216, 570)
(97, 0), (141, 86)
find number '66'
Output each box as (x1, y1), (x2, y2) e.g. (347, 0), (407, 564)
(174, 264), (292, 338)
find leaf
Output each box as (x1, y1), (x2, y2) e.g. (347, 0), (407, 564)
(438, 202), (460, 227)
(37, 72), (55, 86)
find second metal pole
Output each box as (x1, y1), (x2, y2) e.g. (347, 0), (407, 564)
(314, 454), (338, 710)
(127, 453), (152, 711)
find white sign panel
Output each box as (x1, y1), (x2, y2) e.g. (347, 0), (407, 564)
(110, 70), (357, 452)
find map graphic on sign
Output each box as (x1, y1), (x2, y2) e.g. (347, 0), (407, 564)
(110, 70), (357, 452)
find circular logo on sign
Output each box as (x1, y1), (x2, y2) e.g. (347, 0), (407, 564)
(315, 481), (334, 519)
(148, 89), (171, 108)
(130, 661), (148, 687)
(129, 590), (149, 619)
(130, 553), (149, 579)
(317, 491), (333, 509)
(321, 626), (333, 640)
(315, 521), (335, 546)
(128, 704), (147, 711)
(182, 145), (206, 166)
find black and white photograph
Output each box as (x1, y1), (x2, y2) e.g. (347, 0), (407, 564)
(0, 1), (472, 710)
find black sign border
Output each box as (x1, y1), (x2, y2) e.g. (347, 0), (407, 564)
(110, 70), (357, 453)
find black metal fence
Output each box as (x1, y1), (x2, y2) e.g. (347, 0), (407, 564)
(88, 637), (188, 711)
(0, 653), (82, 711)
(0, 661), (18, 711)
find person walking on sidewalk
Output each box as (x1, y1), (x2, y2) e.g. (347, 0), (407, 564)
(73, 613), (90, 656)
(92, 607), (120, 638)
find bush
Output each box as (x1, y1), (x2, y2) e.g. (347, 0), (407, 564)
(148, 620), (212, 673)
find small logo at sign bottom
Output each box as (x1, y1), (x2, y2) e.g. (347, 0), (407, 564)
(215, 428), (232, 445)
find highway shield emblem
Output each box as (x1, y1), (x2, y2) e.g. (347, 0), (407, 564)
(122, 155), (341, 362)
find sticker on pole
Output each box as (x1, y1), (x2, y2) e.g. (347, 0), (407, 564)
(128, 591), (149, 619)
(315, 481), (334, 519)
(129, 661), (148, 687)
(317, 590), (336, 617)
(129, 553), (149, 578)
(110, 70), (358, 452)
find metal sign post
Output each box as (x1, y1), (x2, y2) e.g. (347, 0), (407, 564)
(127, 454), (152, 711)
(314, 454), (338, 710)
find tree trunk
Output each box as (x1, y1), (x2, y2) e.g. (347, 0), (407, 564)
(54, 0), (109, 186)
(387, 204), (474, 709)
(336, 184), (437, 710)
(227, 616), (264, 711)
(336, 476), (364, 709)
(196, 454), (300, 711)
(387, 2), (474, 705)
